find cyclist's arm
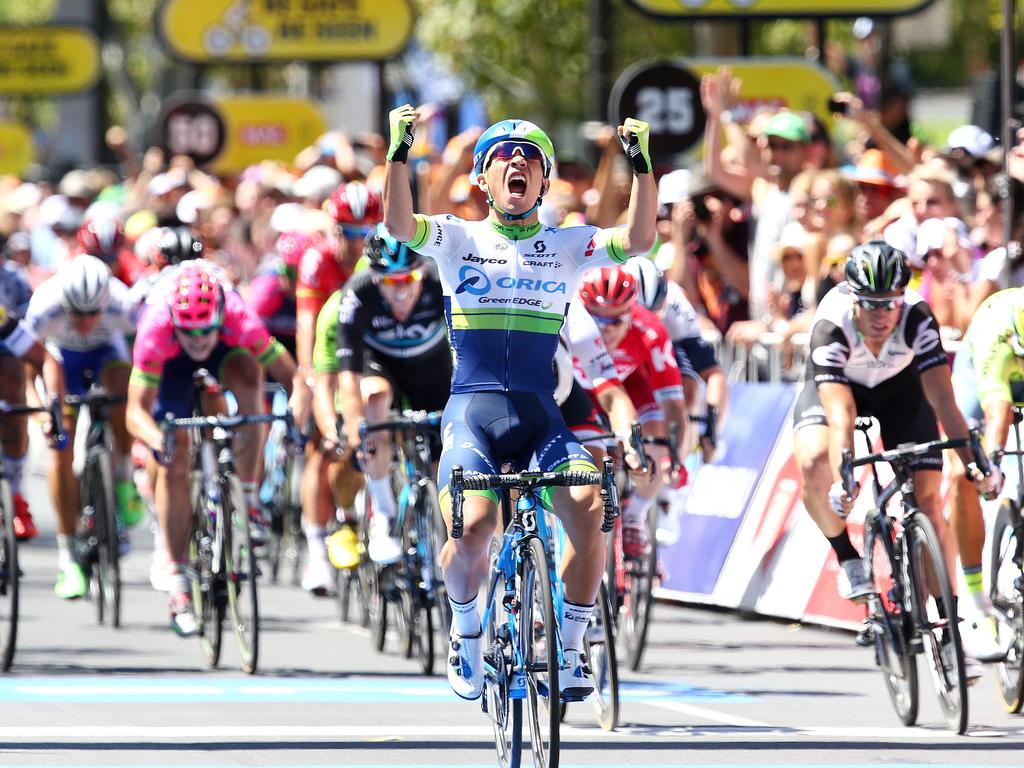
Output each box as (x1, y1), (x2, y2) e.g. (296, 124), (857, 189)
(126, 378), (162, 453)
(658, 396), (689, 466)
(313, 371), (340, 443)
(620, 167), (657, 256)
(337, 371), (365, 447)
(699, 363), (728, 428)
(264, 344), (299, 397)
(818, 381), (857, 482)
(920, 364), (976, 469)
(595, 381), (637, 439)
(983, 398), (1013, 458)
(384, 155), (416, 242)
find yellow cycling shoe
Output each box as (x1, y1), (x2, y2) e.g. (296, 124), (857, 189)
(327, 522), (360, 570)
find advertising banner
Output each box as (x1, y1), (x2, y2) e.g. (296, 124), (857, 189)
(0, 122), (33, 176)
(159, 0), (414, 63)
(0, 27), (100, 95)
(627, 0), (935, 19)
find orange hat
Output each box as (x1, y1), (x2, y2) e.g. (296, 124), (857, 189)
(841, 149), (901, 187)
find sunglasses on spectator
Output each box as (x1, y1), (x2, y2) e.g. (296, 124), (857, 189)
(766, 139), (797, 152)
(379, 269), (423, 287)
(591, 312), (630, 328)
(853, 295), (905, 312)
(340, 225), (371, 240)
(70, 308), (101, 317)
(485, 142), (544, 169)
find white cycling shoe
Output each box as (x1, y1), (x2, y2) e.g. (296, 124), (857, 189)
(367, 516), (402, 565)
(447, 631), (484, 701)
(558, 648), (594, 702)
(837, 558), (874, 603)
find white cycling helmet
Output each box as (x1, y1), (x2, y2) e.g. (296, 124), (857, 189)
(623, 258), (668, 313)
(60, 254), (111, 314)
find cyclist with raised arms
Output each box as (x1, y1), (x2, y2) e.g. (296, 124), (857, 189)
(24, 255), (143, 599)
(309, 225), (450, 594)
(383, 104), (657, 701)
(579, 265), (688, 557)
(793, 242), (995, 677)
(126, 261), (301, 635)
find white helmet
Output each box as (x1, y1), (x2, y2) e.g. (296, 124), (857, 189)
(623, 258), (668, 313)
(60, 254), (111, 314)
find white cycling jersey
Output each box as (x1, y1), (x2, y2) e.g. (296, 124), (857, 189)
(407, 214), (628, 395)
(660, 280), (702, 342)
(25, 273), (137, 355)
(564, 298), (619, 394)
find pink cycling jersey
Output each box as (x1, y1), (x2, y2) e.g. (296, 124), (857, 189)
(130, 287), (281, 387)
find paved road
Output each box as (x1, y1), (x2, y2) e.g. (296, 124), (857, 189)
(1, 487), (1021, 768)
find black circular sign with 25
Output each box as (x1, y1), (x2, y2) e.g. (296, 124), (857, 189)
(160, 100), (227, 167)
(609, 61), (706, 159)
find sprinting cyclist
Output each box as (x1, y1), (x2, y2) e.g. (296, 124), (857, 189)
(24, 255), (143, 599)
(296, 183), (383, 586)
(625, 257), (727, 459)
(579, 265), (687, 557)
(0, 252), (38, 540)
(383, 104), (656, 701)
(793, 241), (995, 678)
(948, 286), (1024, 661)
(309, 225), (450, 594)
(126, 261), (301, 635)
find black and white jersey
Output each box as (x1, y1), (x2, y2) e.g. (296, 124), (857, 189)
(807, 283), (947, 389)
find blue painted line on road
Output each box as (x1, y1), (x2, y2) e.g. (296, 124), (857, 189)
(0, 765), (1011, 768)
(0, 676), (752, 703)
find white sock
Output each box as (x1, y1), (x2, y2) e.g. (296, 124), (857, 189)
(561, 600), (593, 652)
(56, 534), (73, 569)
(304, 523), (328, 562)
(3, 454), (24, 496)
(449, 595), (481, 637)
(367, 476), (397, 520)
(167, 561), (189, 594)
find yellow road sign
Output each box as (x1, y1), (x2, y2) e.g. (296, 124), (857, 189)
(159, 0), (414, 62)
(0, 26), (100, 95)
(628, 0), (933, 17)
(0, 122), (34, 176)
(210, 97), (326, 172)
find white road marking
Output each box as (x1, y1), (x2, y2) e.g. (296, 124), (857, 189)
(641, 699), (772, 728)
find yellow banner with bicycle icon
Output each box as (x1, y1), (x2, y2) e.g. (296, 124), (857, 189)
(158, 0), (414, 62)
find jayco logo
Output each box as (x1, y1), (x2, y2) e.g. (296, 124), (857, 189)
(455, 265), (491, 296)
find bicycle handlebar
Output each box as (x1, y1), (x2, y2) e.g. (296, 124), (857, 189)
(161, 411), (296, 465)
(64, 389), (127, 409)
(359, 409), (443, 438)
(449, 456), (619, 539)
(0, 396), (67, 450)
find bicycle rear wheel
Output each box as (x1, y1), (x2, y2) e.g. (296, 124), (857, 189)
(484, 538), (523, 768)
(189, 474), (223, 668)
(909, 514), (968, 735)
(623, 504), (658, 671)
(586, 580), (620, 731)
(89, 452), (121, 628)
(424, 480), (452, 662)
(865, 514), (918, 726)
(224, 476), (260, 674)
(0, 478), (19, 670)
(989, 499), (1024, 713)
(401, 489), (435, 674)
(523, 536), (559, 768)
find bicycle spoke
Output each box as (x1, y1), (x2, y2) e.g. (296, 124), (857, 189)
(990, 500), (1024, 713)
(0, 480), (19, 671)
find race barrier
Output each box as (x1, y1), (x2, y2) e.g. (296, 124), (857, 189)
(655, 380), (1011, 630)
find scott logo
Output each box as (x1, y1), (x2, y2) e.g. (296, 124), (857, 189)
(455, 265), (491, 296)
(533, 240), (547, 253)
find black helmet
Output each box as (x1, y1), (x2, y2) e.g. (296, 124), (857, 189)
(844, 240), (911, 295)
(363, 223), (421, 274)
(158, 227), (203, 266)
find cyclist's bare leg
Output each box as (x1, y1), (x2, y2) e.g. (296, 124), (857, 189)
(914, 467), (958, 596)
(360, 377), (394, 481)
(102, 364), (132, 454)
(793, 424), (846, 538)
(151, 432), (193, 563)
(0, 356), (27, 459)
(49, 409), (79, 537)
(440, 495), (498, 602)
(222, 351), (263, 484)
(947, 453), (986, 581)
(551, 483), (605, 605)
(302, 442), (334, 528)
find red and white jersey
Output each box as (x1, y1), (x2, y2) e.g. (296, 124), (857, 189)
(296, 232), (348, 316)
(610, 304), (684, 403)
(563, 298), (620, 395)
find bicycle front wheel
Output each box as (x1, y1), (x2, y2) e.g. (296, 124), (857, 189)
(623, 504), (658, 671)
(523, 536), (559, 768)
(224, 476), (259, 674)
(484, 538), (523, 768)
(909, 514), (968, 735)
(586, 580), (620, 731)
(865, 514), (918, 726)
(989, 499), (1024, 713)
(89, 452), (121, 628)
(0, 478), (19, 670)
(189, 473), (223, 667)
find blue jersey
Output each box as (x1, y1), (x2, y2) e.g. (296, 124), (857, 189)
(408, 214), (628, 395)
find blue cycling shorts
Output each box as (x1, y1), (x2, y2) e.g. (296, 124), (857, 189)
(153, 343), (245, 420)
(437, 391), (597, 506)
(60, 344), (129, 397)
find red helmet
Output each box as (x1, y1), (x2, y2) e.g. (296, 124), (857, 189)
(324, 182), (383, 226)
(77, 217), (125, 262)
(275, 231), (311, 269)
(578, 266), (638, 312)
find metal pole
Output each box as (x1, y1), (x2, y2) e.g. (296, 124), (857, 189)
(1002, 0), (1016, 268)
(588, 0), (611, 166)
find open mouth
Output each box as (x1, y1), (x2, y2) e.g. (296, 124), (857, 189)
(506, 170), (527, 198)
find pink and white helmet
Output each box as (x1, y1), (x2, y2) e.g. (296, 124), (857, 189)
(168, 264), (224, 331)
(275, 231), (311, 269)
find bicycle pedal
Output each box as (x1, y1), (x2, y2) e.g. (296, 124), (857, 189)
(908, 636), (924, 654)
